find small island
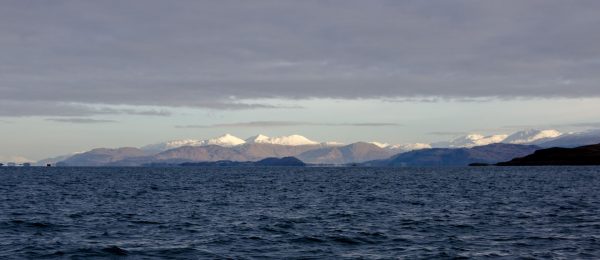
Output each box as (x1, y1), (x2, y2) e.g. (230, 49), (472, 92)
(179, 157), (306, 167)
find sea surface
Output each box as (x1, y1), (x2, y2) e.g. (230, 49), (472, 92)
(1, 167), (600, 259)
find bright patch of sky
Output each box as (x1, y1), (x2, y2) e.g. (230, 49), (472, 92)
(2, 98), (600, 160)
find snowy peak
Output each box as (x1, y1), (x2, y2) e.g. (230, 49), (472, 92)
(202, 134), (246, 147)
(502, 129), (562, 144)
(246, 134), (319, 146)
(368, 142), (390, 148)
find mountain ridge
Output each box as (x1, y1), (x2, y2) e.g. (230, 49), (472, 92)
(44, 128), (600, 166)
(364, 143), (540, 167)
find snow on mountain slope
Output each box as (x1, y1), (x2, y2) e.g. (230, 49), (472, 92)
(389, 143), (432, 151)
(502, 129), (562, 144)
(245, 134), (319, 146)
(142, 134), (246, 152)
(368, 141), (432, 151)
(432, 134), (508, 148)
(321, 141), (345, 146)
(141, 139), (202, 152)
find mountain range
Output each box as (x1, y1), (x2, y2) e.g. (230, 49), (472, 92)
(39, 129), (600, 167)
(364, 143), (540, 167)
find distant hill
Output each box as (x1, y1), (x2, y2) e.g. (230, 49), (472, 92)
(35, 153), (76, 166)
(59, 147), (150, 166)
(497, 143), (600, 166)
(364, 143), (539, 167)
(297, 142), (394, 164)
(60, 142), (394, 166)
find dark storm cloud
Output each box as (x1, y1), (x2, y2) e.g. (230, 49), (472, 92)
(176, 121), (400, 128)
(1, 0), (600, 115)
(46, 118), (117, 124)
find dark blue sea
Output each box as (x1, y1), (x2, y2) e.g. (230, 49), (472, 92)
(1, 167), (600, 259)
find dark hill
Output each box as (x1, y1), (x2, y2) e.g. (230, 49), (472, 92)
(180, 157), (306, 167)
(497, 143), (600, 166)
(255, 157), (306, 166)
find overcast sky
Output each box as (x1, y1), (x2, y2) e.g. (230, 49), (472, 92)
(1, 0), (600, 160)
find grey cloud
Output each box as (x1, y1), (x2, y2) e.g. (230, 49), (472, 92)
(500, 122), (600, 130)
(347, 123), (400, 127)
(562, 122), (600, 128)
(94, 107), (171, 116)
(428, 131), (469, 136)
(46, 118), (117, 124)
(176, 121), (400, 128)
(1, 0), (600, 114)
(0, 101), (171, 117)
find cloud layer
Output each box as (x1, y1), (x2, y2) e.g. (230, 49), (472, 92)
(46, 118), (117, 124)
(0, 101), (171, 117)
(176, 121), (400, 128)
(1, 0), (600, 116)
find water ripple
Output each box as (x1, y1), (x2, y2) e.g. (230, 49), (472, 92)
(1, 166), (600, 258)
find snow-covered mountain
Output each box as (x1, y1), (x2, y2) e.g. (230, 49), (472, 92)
(245, 134), (319, 146)
(432, 134), (509, 148)
(143, 134), (321, 152)
(502, 129), (562, 144)
(46, 128), (600, 166)
(202, 134), (246, 147)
